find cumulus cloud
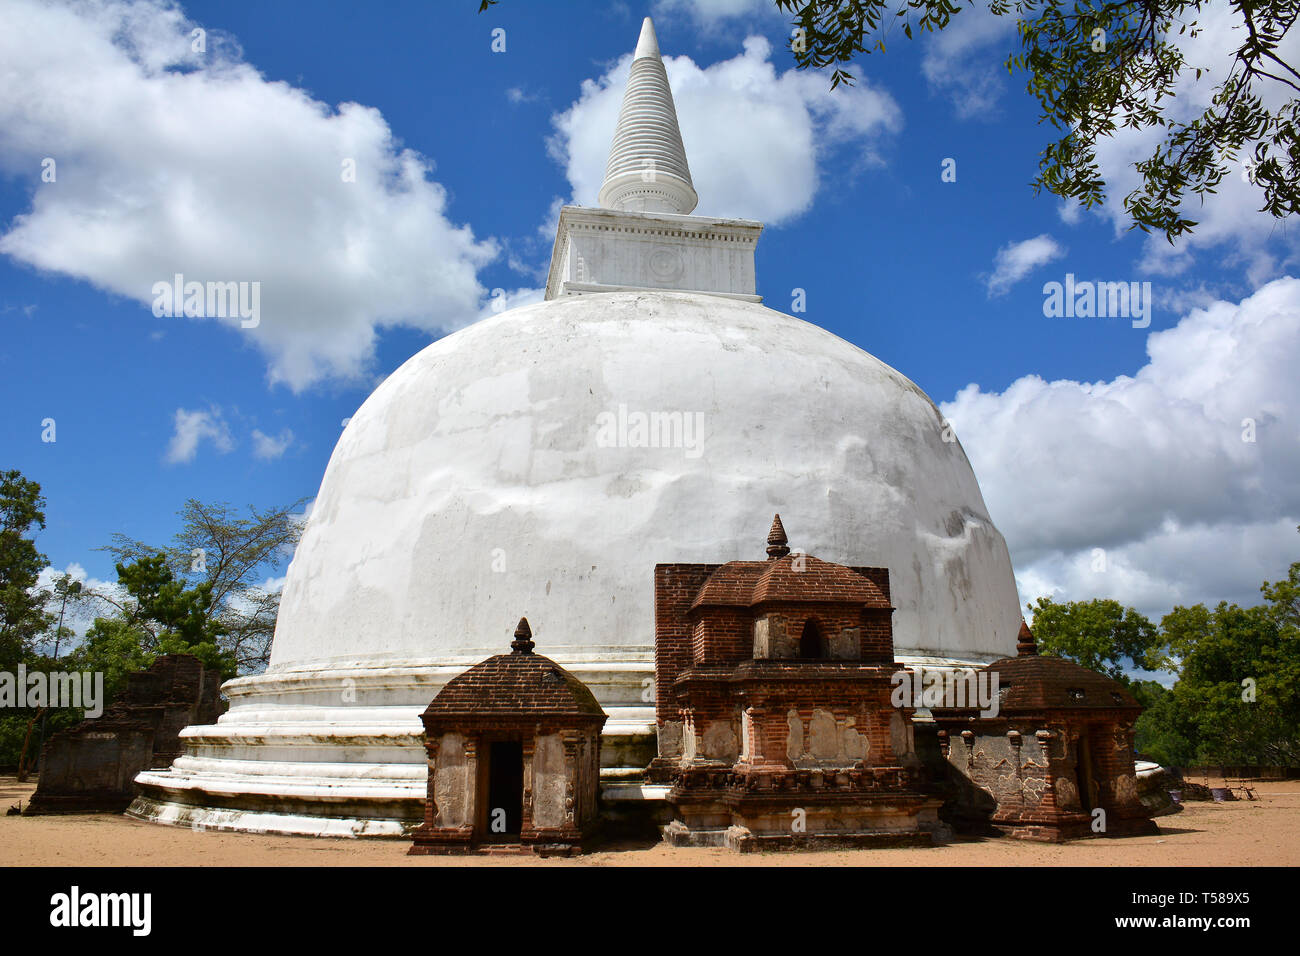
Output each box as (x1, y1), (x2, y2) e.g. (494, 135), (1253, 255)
(165, 406), (234, 464)
(986, 234), (1065, 296)
(944, 277), (1300, 618)
(0, 0), (499, 391)
(920, 4), (1018, 119)
(251, 427), (294, 461)
(35, 563), (125, 654)
(549, 35), (902, 225)
(651, 0), (780, 30)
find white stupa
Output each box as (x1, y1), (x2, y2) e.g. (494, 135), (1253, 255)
(131, 18), (1022, 837)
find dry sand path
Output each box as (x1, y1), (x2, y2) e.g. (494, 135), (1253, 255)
(2, 776), (1297, 866)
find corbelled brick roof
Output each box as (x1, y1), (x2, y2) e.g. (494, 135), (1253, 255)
(984, 654), (1141, 712)
(690, 555), (889, 610)
(422, 618), (606, 720)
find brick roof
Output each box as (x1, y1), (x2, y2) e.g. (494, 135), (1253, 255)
(690, 554), (890, 610)
(422, 618), (606, 720)
(976, 654), (1141, 713)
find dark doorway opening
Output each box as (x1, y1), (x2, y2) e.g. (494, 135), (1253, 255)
(485, 740), (524, 840)
(799, 620), (822, 659)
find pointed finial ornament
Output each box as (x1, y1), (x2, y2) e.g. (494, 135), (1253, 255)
(511, 616), (535, 655)
(597, 17), (698, 215)
(766, 513), (790, 559)
(1016, 619), (1038, 657)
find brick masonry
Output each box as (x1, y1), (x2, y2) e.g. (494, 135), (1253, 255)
(25, 654), (224, 815)
(410, 618), (608, 856)
(653, 515), (945, 850)
(929, 621), (1159, 841)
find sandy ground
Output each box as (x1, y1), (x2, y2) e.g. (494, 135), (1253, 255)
(2, 776), (1297, 866)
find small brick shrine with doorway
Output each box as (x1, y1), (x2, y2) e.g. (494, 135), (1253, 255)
(409, 618), (607, 856)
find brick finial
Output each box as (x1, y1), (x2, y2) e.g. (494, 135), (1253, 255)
(511, 617), (535, 655)
(1016, 619), (1038, 656)
(765, 514), (790, 559)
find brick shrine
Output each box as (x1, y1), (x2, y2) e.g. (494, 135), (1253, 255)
(652, 515), (945, 851)
(929, 621), (1159, 842)
(409, 618), (607, 856)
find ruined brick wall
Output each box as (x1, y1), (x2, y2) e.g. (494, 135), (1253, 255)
(938, 714), (1151, 840)
(943, 723), (1054, 818)
(748, 680), (903, 769)
(25, 654), (225, 815)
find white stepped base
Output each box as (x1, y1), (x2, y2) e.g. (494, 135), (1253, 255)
(131, 653), (984, 838)
(131, 656), (660, 837)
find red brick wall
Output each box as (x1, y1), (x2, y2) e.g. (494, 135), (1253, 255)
(654, 563), (718, 724)
(691, 608), (751, 664)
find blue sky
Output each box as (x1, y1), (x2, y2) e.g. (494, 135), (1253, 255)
(1, 0), (1297, 624)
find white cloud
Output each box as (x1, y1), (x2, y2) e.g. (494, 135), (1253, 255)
(251, 427), (294, 461)
(986, 234), (1065, 296)
(505, 86), (540, 105)
(651, 0), (778, 30)
(549, 35), (902, 225)
(0, 0), (499, 392)
(36, 563), (125, 654)
(468, 286), (546, 327)
(919, 5), (1018, 119)
(944, 276), (1300, 619)
(165, 406), (234, 464)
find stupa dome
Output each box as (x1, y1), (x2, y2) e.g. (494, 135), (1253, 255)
(130, 17), (1022, 838)
(273, 290), (1019, 671)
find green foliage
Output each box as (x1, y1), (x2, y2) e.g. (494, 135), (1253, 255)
(0, 469), (54, 665)
(0, 480), (297, 766)
(774, 0), (1300, 242)
(1027, 553), (1300, 767)
(102, 498), (305, 673)
(1130, 679), (1197, 765)
(1025, 595), (1166, 680)
(1159, 587), (1300, 766)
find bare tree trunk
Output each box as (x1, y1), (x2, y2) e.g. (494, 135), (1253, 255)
(15, 708), (47, 782)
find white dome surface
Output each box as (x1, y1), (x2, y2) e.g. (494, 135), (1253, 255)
(272, 290), (1021, 671)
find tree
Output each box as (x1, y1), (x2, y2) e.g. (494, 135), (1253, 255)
(1130, 678), (1198, 765)
(1026, 595), (1167, 679)
(66, 554), (235, 704)
(0, 470), (53, 666)
(1158, 572), (1300, 766)
(778, 0), (1298, 242)
(101, 498), (306, 673)
(42, 571), (84, 660)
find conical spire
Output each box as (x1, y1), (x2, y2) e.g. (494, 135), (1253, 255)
(597, 17), (698, 215)
(510, 616), (535, 655)
(766, 514), (790, 559)
(1016, 619), (1038, 657)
